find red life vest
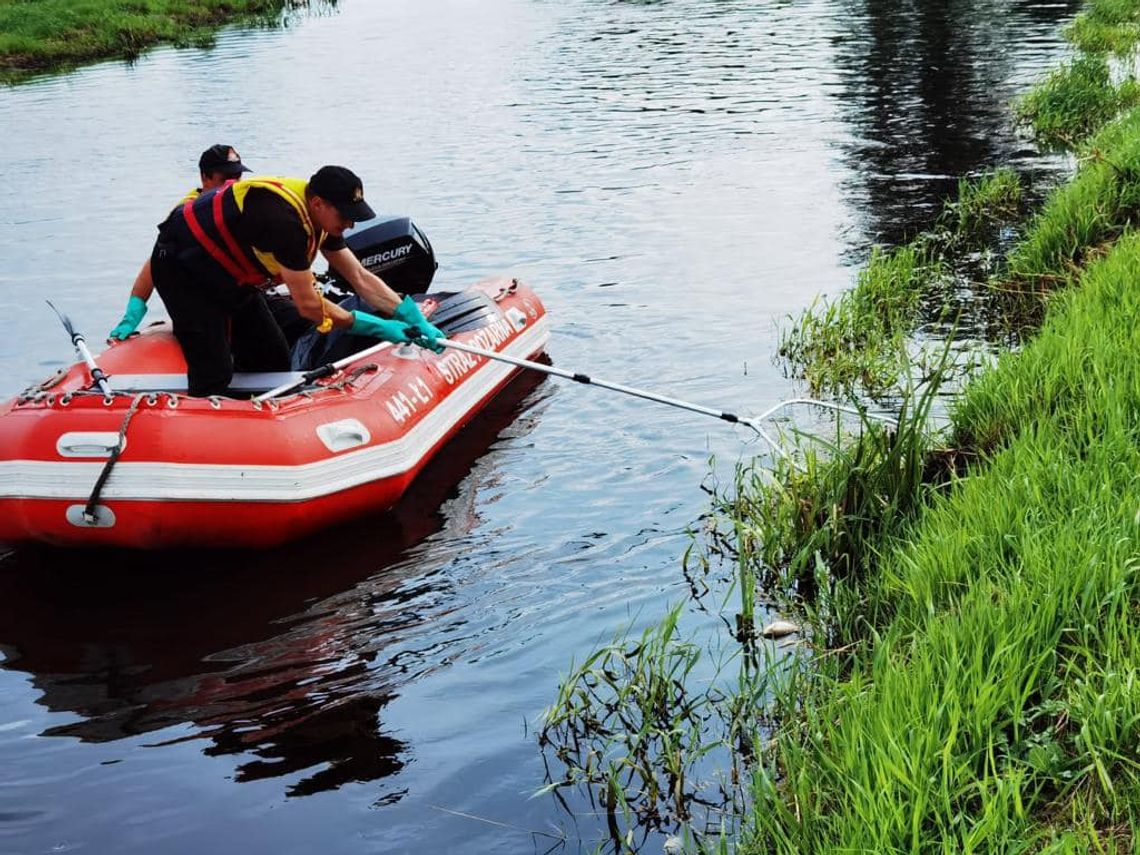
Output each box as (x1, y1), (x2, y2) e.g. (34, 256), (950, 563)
(179, 176), (324, 286)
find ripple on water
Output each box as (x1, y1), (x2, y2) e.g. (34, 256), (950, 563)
(0, 0), (1082, 851)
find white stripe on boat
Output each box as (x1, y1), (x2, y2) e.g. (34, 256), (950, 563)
(1, 319), (549, 503)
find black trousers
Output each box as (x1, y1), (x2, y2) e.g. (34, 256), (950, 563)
(151, 243), (290, 397)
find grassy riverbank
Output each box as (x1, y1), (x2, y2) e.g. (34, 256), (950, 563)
(0, 0), (323, 80)
(737, 0), (1140, 848)
(541, 0), (1140, 849)
(741, 232), (1140, 850)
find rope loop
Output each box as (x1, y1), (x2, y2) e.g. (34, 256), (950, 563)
(208, 396), (223, 410)
(83, 392), (147, 525)
(37, 367), (68, 392)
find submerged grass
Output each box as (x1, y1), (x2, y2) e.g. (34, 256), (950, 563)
(0, 0), (329, 80)
(778, 170), (1021, 400)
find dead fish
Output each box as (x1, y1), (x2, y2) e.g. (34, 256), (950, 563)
(761, 619), (800, 639)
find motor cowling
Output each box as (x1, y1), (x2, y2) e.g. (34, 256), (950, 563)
(334, 216), (438, 294)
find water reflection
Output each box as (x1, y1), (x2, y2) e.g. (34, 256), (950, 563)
(0, 0), (1084, 850)
(833, 0), (1080, 249)
(0, 371), (545, 799)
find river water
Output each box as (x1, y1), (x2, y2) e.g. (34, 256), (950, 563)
(0, 1), (1077, 852)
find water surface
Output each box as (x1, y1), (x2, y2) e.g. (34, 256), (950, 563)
(0, 1), (1077, 851)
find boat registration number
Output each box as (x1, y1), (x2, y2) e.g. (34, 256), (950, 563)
(385, 376), (434, 425)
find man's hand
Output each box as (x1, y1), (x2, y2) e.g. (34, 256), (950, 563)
(109, 295), (148, 340)
(350, 310), (414, 345)
(392, 296), (445, 353)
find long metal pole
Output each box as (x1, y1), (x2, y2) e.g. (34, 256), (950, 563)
(438, 339), (898, 451)
(258, 334), (897, 456)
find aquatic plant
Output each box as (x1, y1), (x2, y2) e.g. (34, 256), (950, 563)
(938, 169), (1023, 248)
(1015, 54), (1140, 151)
(538, 602), (762, 851)
(1067, 0), (1140, 55)
(778, 171), (1020, 401)
(777, 243), (941, 400)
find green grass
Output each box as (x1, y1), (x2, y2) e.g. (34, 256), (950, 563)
(999, 105), (1140, 314)
(1015, 55), (1140, 152)
(739, 234), (1140, 851)
(778, 170), (1021, 400)
(0, 0), (325, 80)
(1068, 0), (1140, 54)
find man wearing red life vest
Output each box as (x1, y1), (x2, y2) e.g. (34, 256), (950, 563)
(109, 144), (253, 341)
(149, 164), (442, 397)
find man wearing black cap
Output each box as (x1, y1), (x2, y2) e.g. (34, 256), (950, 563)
(147, 164), (443, 397)
(109, 144), (253, 340)
(197, 144), (251, 186)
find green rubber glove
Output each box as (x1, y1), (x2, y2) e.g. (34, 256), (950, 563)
(109, 295), (148, 340)
(350, 310), (413, 344)
(392, 295), (445, 353)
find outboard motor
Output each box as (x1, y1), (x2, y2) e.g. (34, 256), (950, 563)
(332, 216), (437, 294)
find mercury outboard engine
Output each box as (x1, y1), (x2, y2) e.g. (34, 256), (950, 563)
(330, 216), (438, 294)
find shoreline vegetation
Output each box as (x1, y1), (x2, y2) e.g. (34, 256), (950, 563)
(0, 0), (329, 83)
(543, 0), (1140, 850)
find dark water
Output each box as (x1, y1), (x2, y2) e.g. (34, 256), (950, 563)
(0, 1), (1077, 852)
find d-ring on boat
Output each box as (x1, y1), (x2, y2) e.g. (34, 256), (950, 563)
(0, 218), (549, 549)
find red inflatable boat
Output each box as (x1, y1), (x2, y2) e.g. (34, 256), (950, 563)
(0, 278), (548, 549)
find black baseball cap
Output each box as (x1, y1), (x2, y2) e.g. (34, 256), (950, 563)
(198, 144), (250, 177)
(308, 165), (376, 222)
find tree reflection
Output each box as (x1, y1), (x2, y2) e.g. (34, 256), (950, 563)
(832, 0), (1080, 249)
